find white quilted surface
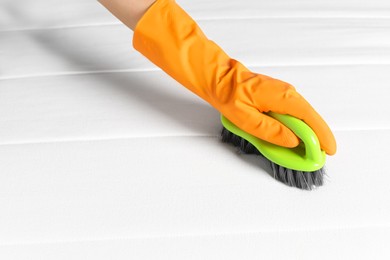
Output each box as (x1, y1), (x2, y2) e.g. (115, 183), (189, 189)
(1, 0), (390, 259)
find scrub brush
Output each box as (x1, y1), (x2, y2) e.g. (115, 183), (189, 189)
(221, 112), (327, 190)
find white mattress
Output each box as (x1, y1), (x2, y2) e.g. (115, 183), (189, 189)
(1, 0), (390, 259)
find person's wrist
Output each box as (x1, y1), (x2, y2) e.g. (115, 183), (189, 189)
(98, 0), (157, 30)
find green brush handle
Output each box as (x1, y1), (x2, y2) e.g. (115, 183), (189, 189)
(221, 112), (326, 172)
(268, 112), (324, 165)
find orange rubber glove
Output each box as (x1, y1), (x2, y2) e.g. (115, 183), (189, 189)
(133, 0), (336, 155)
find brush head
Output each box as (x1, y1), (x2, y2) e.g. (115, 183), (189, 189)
(221, 126), (326, 190)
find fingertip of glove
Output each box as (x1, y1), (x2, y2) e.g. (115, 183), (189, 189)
(268, 124), (300, 148)
(281, 131), (300, 148)
(323, 139), (337, 156)
(258, 115), (300, 148)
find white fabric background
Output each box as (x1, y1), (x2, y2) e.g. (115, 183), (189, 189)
(1, 0), (390, 259)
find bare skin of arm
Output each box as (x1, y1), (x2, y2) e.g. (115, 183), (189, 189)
(98, 0), (156, 30)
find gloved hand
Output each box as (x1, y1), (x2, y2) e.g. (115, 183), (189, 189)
(133, 0), (336, 155)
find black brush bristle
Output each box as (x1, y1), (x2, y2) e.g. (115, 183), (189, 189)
(221, 127), (325, 190)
